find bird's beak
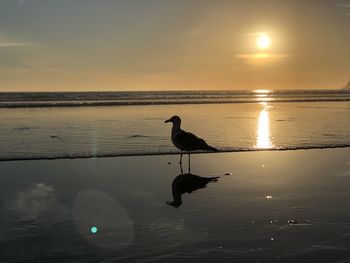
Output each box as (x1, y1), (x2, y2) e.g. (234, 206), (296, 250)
(164, 119), (171, 123)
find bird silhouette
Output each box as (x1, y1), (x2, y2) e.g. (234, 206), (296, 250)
(165, 115), (218, 170)
(166, 173), (219, 208)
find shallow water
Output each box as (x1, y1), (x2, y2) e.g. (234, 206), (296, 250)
(0, 102), (349, 160)
(1, 148), (350, 262)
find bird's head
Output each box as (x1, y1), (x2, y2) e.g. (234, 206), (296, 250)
(164, 115), (181, 124)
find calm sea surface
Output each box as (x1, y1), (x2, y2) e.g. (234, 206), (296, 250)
(0, 90), (349, 160)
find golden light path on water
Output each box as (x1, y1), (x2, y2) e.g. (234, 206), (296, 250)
(255, 102), (274, 149)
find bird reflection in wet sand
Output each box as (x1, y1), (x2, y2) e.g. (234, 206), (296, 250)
(166, 170), (219, 208)
(165, 115), (219, 172)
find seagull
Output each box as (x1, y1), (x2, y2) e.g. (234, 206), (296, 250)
(164, 115), (219, 168)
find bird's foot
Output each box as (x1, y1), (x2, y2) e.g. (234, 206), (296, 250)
(166, 201), (180, 208)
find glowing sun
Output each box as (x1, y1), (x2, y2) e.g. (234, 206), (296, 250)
(256, 34), (271, 49)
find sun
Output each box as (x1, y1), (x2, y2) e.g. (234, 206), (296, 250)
(256, 34), (271, 49)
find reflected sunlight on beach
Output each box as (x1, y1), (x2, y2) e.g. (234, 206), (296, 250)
(255, 103), (274, 149)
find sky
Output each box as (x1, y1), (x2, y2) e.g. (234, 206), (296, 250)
(0, 0), (349, 91)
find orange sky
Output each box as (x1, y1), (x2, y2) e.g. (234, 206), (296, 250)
(0, 0), (349, 91)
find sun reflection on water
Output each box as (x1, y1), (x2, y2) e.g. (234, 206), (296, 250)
(253, 90), (273, 103)
(253, 89), (272, 94)
(255, 103), (274, 149)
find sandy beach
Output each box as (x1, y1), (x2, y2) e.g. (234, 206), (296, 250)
(1, 148), (350, 262)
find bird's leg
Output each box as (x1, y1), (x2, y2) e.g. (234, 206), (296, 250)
(179, 151), (183, 164)
(188, 152), (191, 173)
(179, 161), (184, 175)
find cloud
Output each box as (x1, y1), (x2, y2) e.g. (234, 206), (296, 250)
(236, 53), (290, 66)
(0, 42), (31, 48)
(0, 34), (32, 48)
(336, 3), (350, 16)
(18, 0), (32, 5)
(244, 32), (268, 37)
(336, 3), (350, 8)
(151, 57), (233, 66)
(173, 29), (202, 40)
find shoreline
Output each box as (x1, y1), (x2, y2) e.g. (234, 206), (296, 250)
(1, 144), (350, 162)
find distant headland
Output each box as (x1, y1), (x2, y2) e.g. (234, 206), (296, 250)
(343, 81), (350, 90)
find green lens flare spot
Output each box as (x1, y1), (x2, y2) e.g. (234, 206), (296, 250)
(90, 226), (98, 234)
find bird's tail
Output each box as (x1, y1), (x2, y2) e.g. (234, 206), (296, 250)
(209, 176), (220, 182)
(204, 145), (219, 152)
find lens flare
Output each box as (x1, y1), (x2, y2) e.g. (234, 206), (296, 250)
(90, 226), (98, 234)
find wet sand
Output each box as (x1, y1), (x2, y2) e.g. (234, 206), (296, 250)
(1, 148), (350, 262)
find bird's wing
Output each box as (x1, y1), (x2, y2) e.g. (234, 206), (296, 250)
(175, 131), (207, 150)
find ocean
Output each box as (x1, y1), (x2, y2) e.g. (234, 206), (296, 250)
(0, 90), (349, 161)
(1, 91), (350, 262)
